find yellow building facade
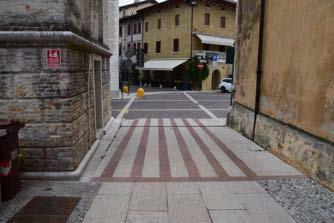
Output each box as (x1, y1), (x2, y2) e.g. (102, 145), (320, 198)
(138, 0), (236, 90)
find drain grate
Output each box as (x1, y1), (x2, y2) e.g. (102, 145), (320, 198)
(9, 196), (80, 223)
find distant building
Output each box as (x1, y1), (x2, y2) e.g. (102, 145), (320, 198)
(119, 0), (158, 84)
(228, 0), (334, 189)
(0, 0), (113, 174)
(137, 0), (237, 90)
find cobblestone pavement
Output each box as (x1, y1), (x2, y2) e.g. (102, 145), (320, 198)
(259, 179), (334, 223)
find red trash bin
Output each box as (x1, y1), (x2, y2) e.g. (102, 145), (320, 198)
(0, 121), (25, 202)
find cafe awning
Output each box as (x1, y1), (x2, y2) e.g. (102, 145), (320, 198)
(136, 58), (188, 71)
(195, 34), (235, 47)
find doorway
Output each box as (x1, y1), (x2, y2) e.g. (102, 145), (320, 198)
(212, 70), (221, 90)
(94, 60), (103, 129)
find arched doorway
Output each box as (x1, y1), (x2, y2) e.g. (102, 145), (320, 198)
(212, 70), (221, 90)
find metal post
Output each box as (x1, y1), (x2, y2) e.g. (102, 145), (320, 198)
(230, 62), (234, 106)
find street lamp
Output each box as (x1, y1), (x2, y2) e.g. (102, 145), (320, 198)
(185, 0), (196, 91)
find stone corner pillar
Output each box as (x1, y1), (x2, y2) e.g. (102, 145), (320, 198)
(108, 0), (120, 98)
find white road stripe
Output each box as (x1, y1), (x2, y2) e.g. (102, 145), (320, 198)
(137, 118), (147, 126)
(193, 127), (246, 177)
(183, 92), (219, 119)
(174, 118), (185, 127)
(186, 118), (198, 126)
(116, 97), (135, 119)
(134, 100), (190, 102)
(163, 118), (172, 126)
(150, 118), (159, 126)
(128, 108), (203, 111)
(142, 126), (160, 177)
(183, 92), (199, 104)
(165, 127), (188, 177)
(113, 127), (143, 177)
(179, 126), (217, 177)
(94, 127), (130, 177)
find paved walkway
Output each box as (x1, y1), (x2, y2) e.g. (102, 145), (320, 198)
(93, 118), (302, 182)
(82, 112), (309, 222)
(83, 181), (298, 223)
(1, 92), (332, 223)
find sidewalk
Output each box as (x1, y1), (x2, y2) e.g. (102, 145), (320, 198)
(82, 118), (332, 223)
(0, 92), (332, 223)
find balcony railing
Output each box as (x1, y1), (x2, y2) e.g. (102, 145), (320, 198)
(192, 50), (226, 63)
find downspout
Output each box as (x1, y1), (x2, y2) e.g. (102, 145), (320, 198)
(141, 17), (145, 87)
(252, 0), (266, 140)
(187, 1), (196, 91)
(190, 3), (194, 58)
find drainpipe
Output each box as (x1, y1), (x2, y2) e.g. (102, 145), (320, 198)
(252, 0), (266, 140)
(187, 0), (196, 91)
(190, 1), (195, 58)
(140, 17), (145, 87)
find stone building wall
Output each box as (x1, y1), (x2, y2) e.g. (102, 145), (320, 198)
(0, 0), (112, 171)
(228, 0), (334, 189)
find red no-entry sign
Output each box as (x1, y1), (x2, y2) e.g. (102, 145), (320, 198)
(47, 49), (61, 68)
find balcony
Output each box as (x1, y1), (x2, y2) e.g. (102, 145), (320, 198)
(192, 50), (226, 63)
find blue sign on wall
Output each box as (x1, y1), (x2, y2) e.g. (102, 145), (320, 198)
(213, 54), (218, 62)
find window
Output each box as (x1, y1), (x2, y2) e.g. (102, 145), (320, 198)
(127, 24), (131, 35)
(175, 14), (179, 26)
(134, 23), (137, 34)
(144, 43), (148, 54)
(145, 22), (149, 32)
(133, 43), (136, 52)
(127, 43), (131, 50)
(119, 26), (122, 37)
(220, 17), (226, 28)
(119, 44), (122, 55)
(173, 39), (179, 52)
(203, 44), (210, 50)
(138, 22), (141, 34)
(137, 43), (140, 50)
(204, 13), (210, 25)
(156, 41), (161, 53)
(219, 46), (226, 52)
(157, 18), (161, 29)
(223, 78), (232, 83)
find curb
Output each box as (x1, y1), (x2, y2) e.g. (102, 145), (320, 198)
(20, 117), (117, 181)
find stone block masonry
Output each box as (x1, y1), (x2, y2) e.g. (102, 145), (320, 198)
(0, 0), (112, 172)
(0, 46), (111, 171)
(228, 103), (334, 190)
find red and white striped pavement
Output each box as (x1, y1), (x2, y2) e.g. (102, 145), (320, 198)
(94, 118), (303, 182)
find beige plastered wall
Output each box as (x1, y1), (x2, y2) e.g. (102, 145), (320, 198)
(259, 0), (334, 142)
(236, 0), (334, 142)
